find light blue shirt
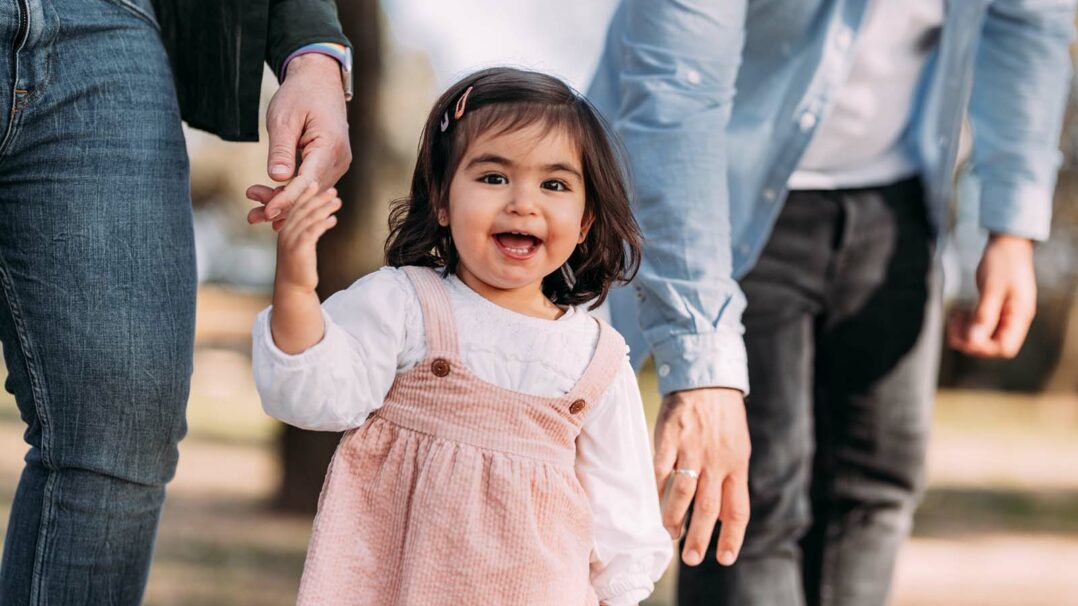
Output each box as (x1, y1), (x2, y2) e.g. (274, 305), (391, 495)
(588, 0), (1075, 395)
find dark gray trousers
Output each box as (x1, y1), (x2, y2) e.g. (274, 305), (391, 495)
(679, 177), (941, 606)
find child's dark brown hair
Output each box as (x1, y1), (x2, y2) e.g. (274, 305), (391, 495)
(384, 67), (641, 309)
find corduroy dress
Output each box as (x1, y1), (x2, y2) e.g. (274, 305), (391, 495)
(296, 266), (627, 605)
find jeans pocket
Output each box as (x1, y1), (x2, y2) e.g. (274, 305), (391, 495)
(101, 0), (160, 31)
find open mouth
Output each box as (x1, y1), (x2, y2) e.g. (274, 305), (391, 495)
(493, 230), (543, 259)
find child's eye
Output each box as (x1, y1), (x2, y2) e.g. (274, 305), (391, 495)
(542, 179), (569, 192)
(480, 174), (507, 185)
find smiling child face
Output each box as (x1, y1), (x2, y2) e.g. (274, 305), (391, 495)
(442, 123), (591, 301)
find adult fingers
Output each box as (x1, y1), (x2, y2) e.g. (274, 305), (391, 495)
(994, 292), (1035, 358)
(680, 470), (722, 566)
(266, 110), (301, 181)
(246, 184), (285, 205)
(660, 459), (700, 542)
(946, 309), (972, 352)
(967, 282), (1005, 350)
(715, 472), (750, 566)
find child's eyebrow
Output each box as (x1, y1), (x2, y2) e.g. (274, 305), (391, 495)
(466, 154), (582, 179)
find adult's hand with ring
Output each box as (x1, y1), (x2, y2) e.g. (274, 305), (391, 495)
(654, 387), (751, 567)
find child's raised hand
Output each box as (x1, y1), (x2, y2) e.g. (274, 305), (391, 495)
(274, 182), (341, 294)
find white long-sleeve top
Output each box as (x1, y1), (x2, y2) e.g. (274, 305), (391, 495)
(252, 267), (672, 605)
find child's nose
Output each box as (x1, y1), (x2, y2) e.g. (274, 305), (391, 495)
(506, 186), (539, 215)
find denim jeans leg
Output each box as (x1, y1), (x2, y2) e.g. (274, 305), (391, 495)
(804, 180), (939, 606)
(0, 0), (194, 603)
(677, 193), (841, 605)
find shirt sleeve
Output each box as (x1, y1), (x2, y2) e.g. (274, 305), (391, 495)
(592, 0), (751, 395)
(251, 267), (419, 431)
(969, 0), (1076, 241)
(576, 360), (673, 605)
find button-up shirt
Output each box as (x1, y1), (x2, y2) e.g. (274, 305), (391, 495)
(588, 0), (1076, 394)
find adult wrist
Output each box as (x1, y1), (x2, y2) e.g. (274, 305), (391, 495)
(280, 43), (354, 101)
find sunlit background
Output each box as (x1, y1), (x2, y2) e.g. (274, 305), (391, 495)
(1, 2), (1076, 604)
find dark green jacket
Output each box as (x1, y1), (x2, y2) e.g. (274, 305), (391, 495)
(151, 0), (350, 142)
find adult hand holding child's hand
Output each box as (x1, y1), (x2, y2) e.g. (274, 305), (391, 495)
(247, 53), (351, 230)
(654, 387), (751, 568)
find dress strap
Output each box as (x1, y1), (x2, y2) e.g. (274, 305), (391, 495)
(568, 317), (629, 410)
(401, 266), (460, 356)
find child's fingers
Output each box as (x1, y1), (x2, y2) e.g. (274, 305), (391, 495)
(294, 215), (339, 248)
(283, 197), (342, 242)
(278, 181), (323, 225)
(281, 188), (337, 233)
(264, 175), (322, 220)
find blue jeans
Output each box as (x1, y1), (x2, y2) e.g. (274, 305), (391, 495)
(0, 0), (194, 603)
(677, 178), (942, 606)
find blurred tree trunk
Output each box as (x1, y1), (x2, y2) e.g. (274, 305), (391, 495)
(275, 0), (383, 514)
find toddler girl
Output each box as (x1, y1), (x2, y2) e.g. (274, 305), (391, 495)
(252, 67), (671, 605)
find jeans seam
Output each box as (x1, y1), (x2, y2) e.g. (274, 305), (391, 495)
(0, 251), (58, 605)
(29, 473), (60, 606)
(0, 258), (54, 465)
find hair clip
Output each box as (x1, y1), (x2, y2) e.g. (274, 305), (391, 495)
(454, 86), (474, 120)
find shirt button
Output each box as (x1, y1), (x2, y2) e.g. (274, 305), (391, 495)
(658, 364), (671, 378)
(763, 188), (777, 202)
(431, 358), (451, 377)
(799, 112), (817, 131)
(738, 243), (751, 255)
(835, 28), (853, 50)
(685, 69), (702, 85)
(569, 399), (586, 414)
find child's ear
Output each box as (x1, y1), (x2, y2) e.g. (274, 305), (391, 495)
(578, 210), (595, 244)
(437, 207), (449, 227)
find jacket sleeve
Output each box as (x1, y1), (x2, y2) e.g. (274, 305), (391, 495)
(266, 0), (351, 78)
(969, 0), (1076, 241)
(593, 0), (750, 395)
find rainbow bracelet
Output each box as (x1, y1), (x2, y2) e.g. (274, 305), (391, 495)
(281, 42), (354, 101)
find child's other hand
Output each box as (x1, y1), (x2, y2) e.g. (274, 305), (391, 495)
(274, 182), (341, 294)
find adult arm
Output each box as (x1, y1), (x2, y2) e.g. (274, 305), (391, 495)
(949, 0), (1076, 357)
(611, 0), (752, 566)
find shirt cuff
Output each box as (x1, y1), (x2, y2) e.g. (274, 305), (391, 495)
(601, 588), (650, 606)
(253, 306), (334, 368)
(650, 329), (749, 396)
(279, 42), (350, 80)
(978, 179), (1054, 242)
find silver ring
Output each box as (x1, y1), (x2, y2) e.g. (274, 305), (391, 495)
(673, 468), (699, 480)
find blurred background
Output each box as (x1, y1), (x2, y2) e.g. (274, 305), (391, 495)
(1, 1), (1076, 604)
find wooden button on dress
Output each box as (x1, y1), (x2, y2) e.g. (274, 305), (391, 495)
(568, 399), (586, 414)
(431, 358), (451, 377)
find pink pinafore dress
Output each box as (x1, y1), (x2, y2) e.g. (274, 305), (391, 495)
(296, 266), (626, 605)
